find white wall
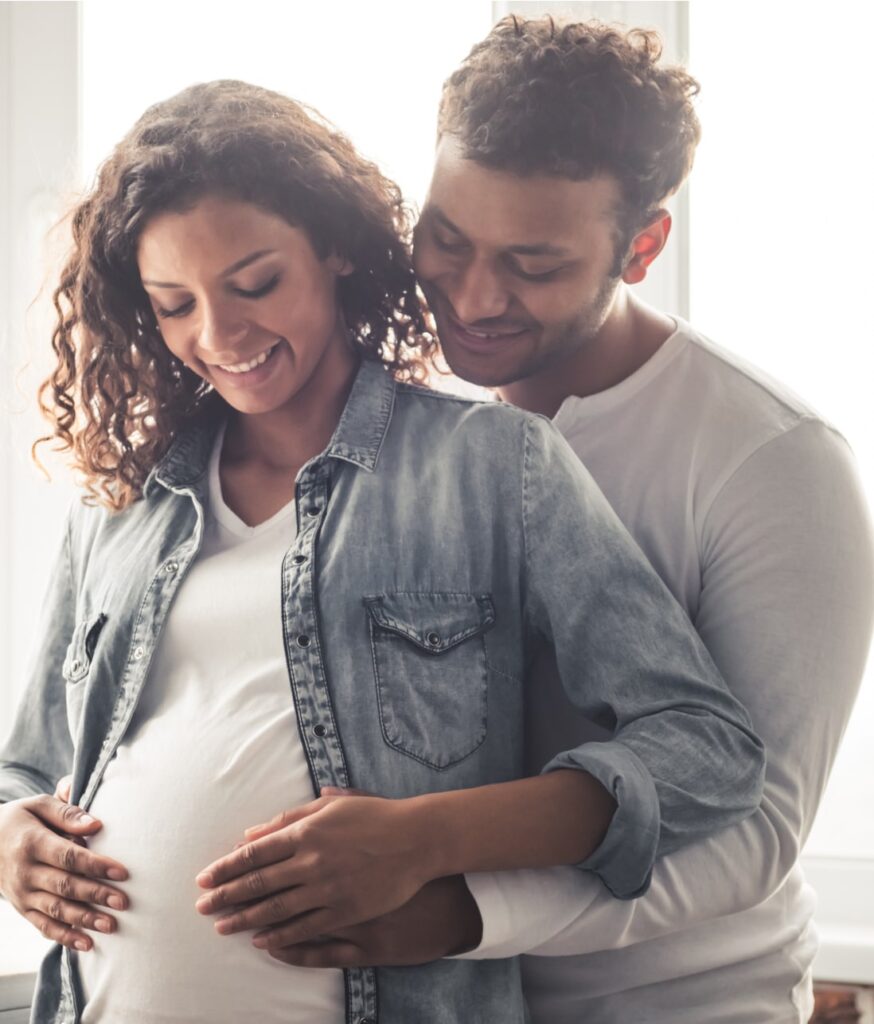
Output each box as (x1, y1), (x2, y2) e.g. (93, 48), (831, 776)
(0, 0), (79, 732)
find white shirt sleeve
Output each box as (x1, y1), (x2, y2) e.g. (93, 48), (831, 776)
(456, 420), (874, 959)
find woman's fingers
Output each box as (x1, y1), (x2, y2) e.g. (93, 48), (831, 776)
(195, 856), (293, 915)
(30, 890), (117, 935)
(35, 828), (128, 882)
(243, 799), (328, 841)
(196, 828), (297, 890)
(29, 864), (127, 912)
(28, 794), (102, 836)
(53, 775), (73, 803)
(24, 908), (94, 952)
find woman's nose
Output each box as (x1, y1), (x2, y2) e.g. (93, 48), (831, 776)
(197, 303), (249, 360)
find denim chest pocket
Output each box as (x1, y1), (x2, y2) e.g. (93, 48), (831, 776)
(62, 613), (107, 740)
(365, 592), (495, 770)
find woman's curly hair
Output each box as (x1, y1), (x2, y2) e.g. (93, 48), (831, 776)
(438, 16), (701, 272)
(37, 80), (436, 511)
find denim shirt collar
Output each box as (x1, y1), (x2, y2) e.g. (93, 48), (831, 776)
(144, 357), (397, 497)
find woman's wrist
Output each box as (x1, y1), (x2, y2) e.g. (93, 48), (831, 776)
(399, 770), (617, 879)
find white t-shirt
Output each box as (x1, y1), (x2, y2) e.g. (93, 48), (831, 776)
(459, 319), (874, 1024)
(79, 427), (345, 1023)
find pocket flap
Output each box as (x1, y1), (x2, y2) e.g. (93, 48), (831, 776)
(364, 593), (495, 653)
(62, 613), (107, 683)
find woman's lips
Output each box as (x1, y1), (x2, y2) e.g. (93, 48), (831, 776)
(208, 338), (285, 387)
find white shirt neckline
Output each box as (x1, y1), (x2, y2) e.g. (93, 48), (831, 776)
(207, 420), (297, 540)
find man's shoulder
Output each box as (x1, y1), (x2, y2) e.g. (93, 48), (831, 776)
(667, 321), (851, 511)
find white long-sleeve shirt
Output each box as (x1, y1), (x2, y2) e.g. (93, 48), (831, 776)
(457, 320), (874, 1023)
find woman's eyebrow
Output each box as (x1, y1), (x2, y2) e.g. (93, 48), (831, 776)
(141, 249), (277, 288)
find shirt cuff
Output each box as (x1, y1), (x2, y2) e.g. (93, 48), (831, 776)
(542, 740), (660, 899)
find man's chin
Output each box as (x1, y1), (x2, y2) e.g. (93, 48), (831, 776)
(441, 347), (524, 390)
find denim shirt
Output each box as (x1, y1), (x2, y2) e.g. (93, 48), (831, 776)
(0, 358), (764, 1024)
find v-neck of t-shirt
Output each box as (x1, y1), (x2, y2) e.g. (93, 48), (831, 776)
(207, 420), (297, 539)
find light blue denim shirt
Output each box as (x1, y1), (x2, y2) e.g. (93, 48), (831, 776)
(1, 358), (764, 1024)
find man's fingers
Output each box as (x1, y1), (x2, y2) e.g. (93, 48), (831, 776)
(30, 865), (127, 911)
(197, 830), (295, 889)
(268, 940), (363, 969)
(30, 794), (101, 835)
(24, 909), (93, 952)
(36, 830), (128, 882)
(212, 887), (323, 936)
(251, 908), (336, 949)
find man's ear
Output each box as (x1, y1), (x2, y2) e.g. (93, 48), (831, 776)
(328, 252), (355, 277)
(622, 210), (672, 285)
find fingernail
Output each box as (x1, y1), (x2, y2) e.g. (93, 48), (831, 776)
(216, 918), (234, 935)
(78, 813), (96, 825)
(195, 897), (210, 912)
(106, 867), (126, 881)
(94, 917), (112, 933)
(252, 936), (268, 948)
(107, 895), (125, 911)
(74, 939), (90, 951)
(196, 872), (213, 887)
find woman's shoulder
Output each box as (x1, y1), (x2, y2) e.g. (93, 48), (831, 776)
(394, 378), (548, 433)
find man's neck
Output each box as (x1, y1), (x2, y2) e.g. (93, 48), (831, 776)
(499, 289), (676, 418)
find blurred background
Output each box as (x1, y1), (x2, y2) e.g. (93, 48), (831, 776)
(1, 0), (872, 996)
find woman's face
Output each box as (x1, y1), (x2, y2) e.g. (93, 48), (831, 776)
(137, 195), (354, 417)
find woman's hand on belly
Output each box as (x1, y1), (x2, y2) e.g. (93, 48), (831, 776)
(193, 792), (432, 949)
(0, 789), (129, 953)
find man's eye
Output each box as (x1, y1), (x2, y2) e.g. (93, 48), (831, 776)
(235, 274), (280, 299)
(432, 229), (468, 254)
(156, 300), (194, 319)
(509, 263), (564, 282)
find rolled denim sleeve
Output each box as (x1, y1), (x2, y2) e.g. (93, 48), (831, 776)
(522, 416), (765, 899)
(0, 510), (77, 803)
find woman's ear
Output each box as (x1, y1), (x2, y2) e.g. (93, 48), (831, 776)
(328, 252), (355, 277)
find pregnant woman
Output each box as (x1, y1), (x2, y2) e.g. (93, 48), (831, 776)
(0, 81), (763, 1024)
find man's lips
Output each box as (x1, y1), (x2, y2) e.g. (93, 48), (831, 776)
(440, 306), (533, 351)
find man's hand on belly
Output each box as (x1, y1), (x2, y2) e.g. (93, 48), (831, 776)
(193, 791), (432, 950)
(0, 782), (129, 953)
(264, 874), (483, 968)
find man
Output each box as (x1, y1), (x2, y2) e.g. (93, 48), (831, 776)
(44, 15), (872, 1022)
(274, 16), (873, 1024)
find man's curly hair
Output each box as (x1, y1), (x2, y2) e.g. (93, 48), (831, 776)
(36, 80), (436, 511)
(438, 16), (701, 270)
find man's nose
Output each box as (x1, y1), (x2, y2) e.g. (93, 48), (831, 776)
(448, 259), (511, 325)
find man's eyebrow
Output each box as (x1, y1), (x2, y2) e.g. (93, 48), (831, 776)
(141, 249), (277, 288)
(428, 207), (571, 258)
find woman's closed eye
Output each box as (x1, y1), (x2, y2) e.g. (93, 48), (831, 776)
(235, 273), (281, 300)
(154, 274), (281, 319)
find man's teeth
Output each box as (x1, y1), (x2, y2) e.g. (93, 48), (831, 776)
(219, 343), (277, 374)
(464, 327), (521, 339)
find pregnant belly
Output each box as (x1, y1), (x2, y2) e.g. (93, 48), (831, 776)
(77, 711), (344, 1023)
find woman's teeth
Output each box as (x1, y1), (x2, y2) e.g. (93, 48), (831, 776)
(219, 342), (278, 374)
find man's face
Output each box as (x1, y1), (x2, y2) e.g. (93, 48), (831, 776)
(413, 136), (624, 388)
